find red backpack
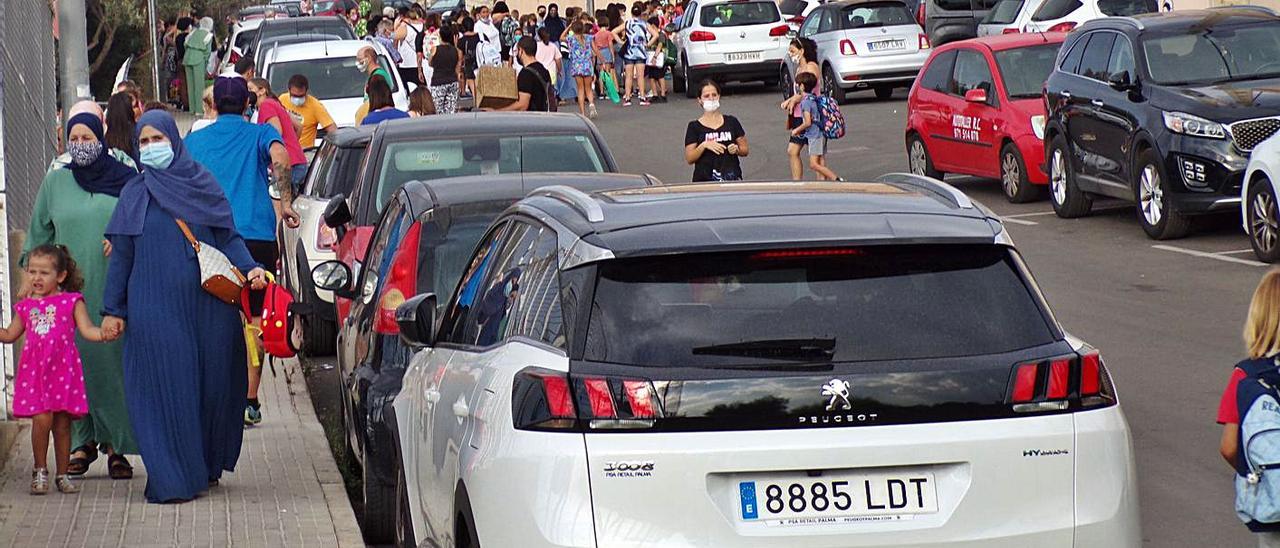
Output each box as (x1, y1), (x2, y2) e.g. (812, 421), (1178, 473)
(240, 273), (299, 359)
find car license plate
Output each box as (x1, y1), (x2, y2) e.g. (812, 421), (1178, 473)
(738, 471), (938, 525)
(868, 39), (906, 52)
(726, 51), (762, 62)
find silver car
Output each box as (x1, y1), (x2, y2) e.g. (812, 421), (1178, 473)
(784, 0), (931, 102)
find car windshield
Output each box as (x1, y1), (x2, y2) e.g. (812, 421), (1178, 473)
(1031, 0), (1080, 21)
(700, 2), (780, 27)
(374, 135), (606, 212)
(841, 3), (915, 29)
(1143, 23), (1280, 85)
(583, 244), (1057, 367)
(266, 56), (398, 99)
(982, 0), (1024, 24)
(994, 43), (1061, 98)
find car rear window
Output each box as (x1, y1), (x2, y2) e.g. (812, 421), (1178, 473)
(1143, 23), (1280, 85)
(933, 0), (975, 13)
(266, 55), (399, 99)
(982, 0), (1024, 24)
(583, 244), (1057, 367)
(700, 2), (781, 27)
(841, 2), (915, 29)
(235, 29), (258, 50)
(1031, 0), (1080, 20)
(374, 135), (606, 212)
(994, 43), (1060, 98)
(1097, 0), (1155, 16)
(779, 0), (808, 15)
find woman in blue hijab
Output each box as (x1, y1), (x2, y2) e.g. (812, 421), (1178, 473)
(102, 110), (269, 503)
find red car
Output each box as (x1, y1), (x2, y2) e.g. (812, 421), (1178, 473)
(905, 32), (1065, 203)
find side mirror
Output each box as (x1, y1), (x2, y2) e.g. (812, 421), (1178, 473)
(396, 293), (437, 347)
(964, 88), (988, 104)
(323, 194), (352, 228)
(1108, 71), (1132, 91)
(312, 260), (355, 298)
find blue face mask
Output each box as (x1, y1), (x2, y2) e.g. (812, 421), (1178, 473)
(139, 142), (175, 169)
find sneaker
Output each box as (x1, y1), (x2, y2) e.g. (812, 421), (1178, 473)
(55, 475), (79, 494)
(30, 469), (48, 495)
(623, 98), (632, 107)
(244, 404), (263, 426)
(588, 104), (598, 119)
(640, 98), (651, 106)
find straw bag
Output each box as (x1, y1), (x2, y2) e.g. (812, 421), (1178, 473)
(176, 220), (246, 305)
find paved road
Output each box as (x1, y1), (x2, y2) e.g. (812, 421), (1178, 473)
(589, 83), (1259, 546)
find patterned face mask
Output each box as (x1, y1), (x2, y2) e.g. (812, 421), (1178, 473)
(67, 140), (103, 167)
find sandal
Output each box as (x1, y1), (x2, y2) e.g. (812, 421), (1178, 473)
(67, 444), (98, 476)
(107, 454), (133, 480)
(55, 475), (80, 494)
(30, 469), (49, 495)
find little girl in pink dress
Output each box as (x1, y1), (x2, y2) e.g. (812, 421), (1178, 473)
(0, 244), (112, 495)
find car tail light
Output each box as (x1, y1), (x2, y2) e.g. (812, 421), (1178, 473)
(1047, 21), (1077, 32)
(690, 30), (717, 42)
(840, 39), (857, 56)
(230, 50), (241, 64)
(788, 14), (805, 24)
(373, 222), (421, 335)
(1002, 27), (1020, 34)
(916, 3), (926, 26)
(1007, 350), (1114, 412)
(513, 368), (663, 431)
(752, 247), (864, 260)
(316, 224), (338, 250)
(769, 24), (790, 37)
(918, 33), (930, 49)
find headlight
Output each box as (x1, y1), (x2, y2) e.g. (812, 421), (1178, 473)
(1030, 115), (1046, 140)
(1162, 111), (1226, 139)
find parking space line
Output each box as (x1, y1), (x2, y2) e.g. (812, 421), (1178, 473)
(1004, 211), (1057, 219)
(1151, 244), (1268, 267)
(1001, 217), (1039, 226)
(1220, 249), (1256, 255)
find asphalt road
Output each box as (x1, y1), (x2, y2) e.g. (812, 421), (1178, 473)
(588, 82), (1261, 546)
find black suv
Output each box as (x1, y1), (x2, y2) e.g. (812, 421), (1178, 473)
(1043, 8), (1280, 239)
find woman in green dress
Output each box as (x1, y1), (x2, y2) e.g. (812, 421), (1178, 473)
(25, 113), (139, 479)
(183, 18), (214, 116)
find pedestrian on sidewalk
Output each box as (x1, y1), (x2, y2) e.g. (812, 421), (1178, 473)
(24, 112), (139, 483)
(249, 78), (308, 195)
(427, 26), (462, 114)
(1, 244), (115, 495)
(183, 18), (214, 116)
(105, 92), (139, 163)
(102, 110), (271, 503)
(684, 79), (748, 181)
(494, 37), (554, 111)
(566, 17), (597, 118)
(616, 4), (653, 106)
(790, 72), (840, 181)
(184, 78), (299, 428)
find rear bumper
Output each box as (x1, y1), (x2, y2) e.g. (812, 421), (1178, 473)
(829, 51), (928, 89)
(688, 59), (785, 82)
(1073, 405), (1142, 547)
(1014, 132), (1050, 185)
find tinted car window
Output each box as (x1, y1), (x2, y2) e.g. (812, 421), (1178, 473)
(1107, 36), (1136, 81)
(951, 49), (996, 100)
(1143, 23), (1280, 85)
(422, 217), (495, 310)
(1031, 0), (1081, 21)
(918, 50), (957, 92)
(235, 29), (259, 50)
(1077, 31), (1116, 80)
(325, 146), (366, 198)
(841, 3), (915, 28)
(983, 0), (1024, 24)
(464, 222), (539, 348)
(780, 0), (809, 15)
(303, 143), (335, 196)
(933, 0), (974, 12)
(583, 245), (1057, 367)
(700, 2), (781, 27)
(438, 222), (507, 345)
(817, 9), (837, 33)
(1097, 0), (1155, 16)
(1058, 34), (1087, 73)
(267, 55), (399, 99)
(502, 226), (564, 348)
(994, 43), (1060, 98)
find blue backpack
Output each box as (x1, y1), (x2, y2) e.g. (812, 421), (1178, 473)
(1234, 357), (1280, 531)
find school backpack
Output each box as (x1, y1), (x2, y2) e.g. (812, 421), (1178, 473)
(240, 272), (300, 359)
(1234, 357), (1280, 531)
(816, 95), (846, 140)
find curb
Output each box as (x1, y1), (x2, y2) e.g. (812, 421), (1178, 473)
(0, 421), (21, 472)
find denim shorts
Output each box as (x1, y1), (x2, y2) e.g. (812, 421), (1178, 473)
(291, 163), (308, 195)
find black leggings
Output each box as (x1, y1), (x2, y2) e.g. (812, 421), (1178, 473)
(398, 66), (421, 87)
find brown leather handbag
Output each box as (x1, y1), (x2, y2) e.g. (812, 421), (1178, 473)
(175, 220), (246, 305)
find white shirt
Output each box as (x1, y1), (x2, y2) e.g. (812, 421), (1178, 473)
(475, 18), (502, 67)
(398, 21), (422, 68)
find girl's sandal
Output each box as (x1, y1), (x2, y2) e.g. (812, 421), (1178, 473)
(67, 444), (97, 476)
(107, 454), (134, 480)
(30, 469), (49, 495)
(55, 475), (80, 494)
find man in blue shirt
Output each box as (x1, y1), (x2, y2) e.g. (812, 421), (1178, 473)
(186, 77), (299, 426)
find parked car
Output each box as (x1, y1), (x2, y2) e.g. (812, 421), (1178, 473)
(1244, 134), (1280, 262)
(219, 19), (264, 75)
(780, 0), (824, 30)
(309, 173), (657, 544)
(261, 40), (408, 128)
(1023, 0), (1156, 33)
(1044, 9), (1280, 239)
(785, 0), (931, 102)
(906, 32), (1065, 202)
(312, 0), (353, 16)
(278, 126), (374, 356)
(921, 0), (998, 46)
(245, 16), (355, 63)
(977, 0), (1044, 35)
(321, 112), (620, 331)
(269, 0), (304, 17)
(388, 174), (1140, 547)
(671, 0), (790, 98)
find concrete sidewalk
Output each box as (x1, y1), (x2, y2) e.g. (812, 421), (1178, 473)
(0, 359), (362, 547)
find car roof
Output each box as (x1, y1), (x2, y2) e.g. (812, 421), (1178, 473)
(827, 0), (911, 8)
(374, 112), (597, 139)
(696, 0), (782, 7)
(939, 31), (1066, 53)
(257, 16), (351, 32)
(325, 126), (376, 148)
(519, 178), (1003, 258)
(265, 40), (388, 61)
(1085, 8), (1279, 33)
(396, 173), (659, 219)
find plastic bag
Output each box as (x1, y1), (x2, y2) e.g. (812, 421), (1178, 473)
(601, 70), (621, 104)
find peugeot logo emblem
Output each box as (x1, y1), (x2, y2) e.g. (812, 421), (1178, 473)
(740, 31), (747, 38)
(821, 379), (852, 411)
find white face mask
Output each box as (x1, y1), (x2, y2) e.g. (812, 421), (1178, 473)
(290, 95), (306, 107)
(357, 60), (369, 72)
(702, 99), (720, 113)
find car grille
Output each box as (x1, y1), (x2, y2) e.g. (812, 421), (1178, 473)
(1230, 117), (1280, 152)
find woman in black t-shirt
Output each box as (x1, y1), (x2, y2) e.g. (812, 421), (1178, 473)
(684, 80), (749, 182)
(428, 26), (463, 113)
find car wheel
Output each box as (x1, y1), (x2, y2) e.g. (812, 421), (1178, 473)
(1135, 148), (1190, 240)
(395, 463), (416, 548)
(823, 65), (845, 104)
(672, 55), (687, 93)
(907, 134), (943, 179)
(298, 255), (337, 356)
(1048, 133), (1093, 218)
(361, 462), (397, 544)
(1249, 179), (1280, 263)
(1000, 143), (1039, 204)
(684, 60), (700, 99)
(874, 86), (893, 100)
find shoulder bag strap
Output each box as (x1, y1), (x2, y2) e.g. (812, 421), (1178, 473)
(174, 219), (201, 252)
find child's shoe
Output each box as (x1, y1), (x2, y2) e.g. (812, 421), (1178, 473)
(30, 469), (48, 495)
(55, 475), (79, 494)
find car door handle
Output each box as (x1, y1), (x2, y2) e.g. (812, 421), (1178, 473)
(1091, 99), (1104, 107)
(453, 400), (470, 418)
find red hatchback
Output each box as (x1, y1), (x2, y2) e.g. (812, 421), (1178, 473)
(905, 33), (1065, 203)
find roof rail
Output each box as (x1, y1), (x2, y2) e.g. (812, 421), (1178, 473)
(1210, 5), (1277, 15)
(876, 173), (974, 209)
(1108, 16), (1145, 30)
(528, 185), (605, 222)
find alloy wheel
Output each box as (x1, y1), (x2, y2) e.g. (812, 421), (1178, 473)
(1050, 149), (1067, 206)
(1139, 165), (1163, 227)
(1002, 152), (1021, 198)
(1253, 189), (1280, 255)
(909, 141), (927, 176)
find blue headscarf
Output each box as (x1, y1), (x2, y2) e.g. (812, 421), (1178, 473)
(104, 110), (237, 236)
(65, 113), (136, 197)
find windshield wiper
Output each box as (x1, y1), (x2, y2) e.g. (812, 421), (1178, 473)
(692, 338), (836, 360)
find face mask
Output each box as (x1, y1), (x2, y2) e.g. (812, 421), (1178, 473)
(139, 142), (175, 169)
(291, 95), (307, 107)
(702, 99), (720, 113)
(357, 60), (369, 72)
(67, 141), (103, 167)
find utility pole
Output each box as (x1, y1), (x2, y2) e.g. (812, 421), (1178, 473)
(57, 0), (92, 109)
(149, 0), (160, 100)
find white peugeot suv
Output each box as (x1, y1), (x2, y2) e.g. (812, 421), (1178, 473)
(672, 0), (792, 97)
(389, 175), (1141, 547)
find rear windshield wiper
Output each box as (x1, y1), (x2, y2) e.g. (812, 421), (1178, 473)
(691, 338), (836, 360)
